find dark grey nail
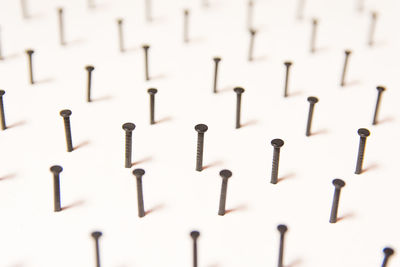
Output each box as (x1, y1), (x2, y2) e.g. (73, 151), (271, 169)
(283, 61), (292, 97)
(0, 90), (7, 130)
(85, 65), (95, 102)
(184, 9), (190, 43)
(190, 231), (200, 267)
(355, 128), (370, 174)
(234, 87), (245, 129)
(340, 50), (351, 87)
(329, 178), (345, 223)
(58, 8), (65, 46)
(195, 124), (208, 171)
(142, 45), (150, 81)
(368, 12), (377, 46)
(277, 224), (288, 267)
(133, 168), (146, 217)
(122, 123), (136, 168)
(218, 169), (232, 216)
(310, 18), (318, 53)
(117, 19), (124, 52)
(147, 88), (157, 125)
(248, 29), (257, 61)
(60, 109), (73, 152)
(305, 96), (319, 136)
(50, 165), (63, 212)
(382, 247), (395, 267)
(212, 57), (221, 93)
(25, 49), (34, 84)
(91, 231), (102, 267)
(270, 139), (284, 184)
(20, 0), (29, 19)
(372, 86), (385, 125)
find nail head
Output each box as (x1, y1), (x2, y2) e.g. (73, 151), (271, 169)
(233, 87), (245, 94)
(284, 61), (292, 67)
(332, 179), (345, 188)
(357, 128), (370, 137)
(85, 65), (95, 71)
(271, 139), (284, 148)
(307, 96), (319, 103)
(132, 168), (145, 177)
(383, 247), (394, 256)
(377, 86), (385, 92)
(219, 169), (232, 179)
(50, 165), (63, 173)
(147, 88), (157, 94)
(277, 224), (288, 233)
(195, 124), (208, 133)
(91, 231), (102, 239)
(122, 122), (136, 131)
(190, 230), (200, 239)
(0, 90), (5, 96)
(60, 109), (72, 117)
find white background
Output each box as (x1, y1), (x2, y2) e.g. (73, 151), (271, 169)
(0, 0), (399, 266)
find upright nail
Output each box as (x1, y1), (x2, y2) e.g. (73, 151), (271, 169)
(85, 65), (95, 102)
(57, 8), (65, 46)
(145, 0), (152, 22)
(381, 247), (395, 267)
(277, 224), (288, 267)
(147, 88), (157, 124)
(117, 19), (124, 52)
(270, 139), (284, 184)
(50, 165), (63, 212)
(25, 49), (34, 84)
(329, 179), (345, 223)
(184, 9), (190, 43)
(0, 90), (6, 130)
(60, 109), (73, 152)
(283, 61), (292, 97)
(368, 11), (377, 46)
(248, 29), (257, 61)
(91, 231), (102, 267)
(20, 0), (29, 19)
(310, 18), (318, 53)
(195, 124), (208, 171)
(305, 96), (319, 136)
(212, 57), (221, 93)
(133, 168), (146, 217)
(142, 45), (150, 81)
(355, 128), (370, 174)
(372, 86), (385, 125)
(247, 0), (254, 29)
(218, 169), (232, 216)
(122, 123), (136, 168)
(233, 87), (245, 129)
(340, 50), (351, 87)
(190, 231), (200, 267)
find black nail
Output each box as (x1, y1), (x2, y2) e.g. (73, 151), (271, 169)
(195, 124), (208, 171)
(20, 0), (28, 19)
(381, 247), (395, 267)
(85, 65), (95, 102)
(145, 0), (152, 22)
(368, 12), (377, 46)
(117, 19), (124, 52)
(218, 169), (232, 216)
(270, 139), (284, 184)
(60, 109), (73, 152)
(283, 61), (292, 97)
(91, 231), (102, 267)
(247, 0), (254, 29)
(277, 224), (288, 267)
(57, 8), (65, 46)
(310, 18), (318, 53)
(122, 123), (136, 168)
(0, 90), (7, 130)
(50, 165), (63, 212)
(233, 87), (245, 129)
(212, 57), (221, 93)
(142, 45), (150, 81)
(372, 86), (385, 125)
(248, 29), (256, 61)
(25, 49), (34, 84)
(184, 9), (190, 43)
(147, 88), (157, 124)
(296, 0), (305, 20)
(355, 128), (370, 174)
(133, 168), (146, 217)
(305, 96), (319, 136)
(190, 231), (200, 267)
(340, 50), (351, 87)
(329, 179), (345, 223)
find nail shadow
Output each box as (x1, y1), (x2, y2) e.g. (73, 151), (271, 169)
(1, 53), (20, 60)
(155, 116), (173, 124)
(124, 46), (140, 52)
(377, 116), (394, 125)
(74, 140), (90, 150)
(188, 36), (206, 44)
(62, 199), (85, 211)
(344, 80), (361, 87)
(7, 120), (27, 129)
(217, 86), (234, 93)
(252, 55), (268, 62)
(288, 90), (303, 97)
(92, 95), (113, 102)
(285, 258), (303, 267)
(35, 77), (54, 84)
(278, 172), (296, 183)
(150, 73), (167, 80)
(225, 204), (247, 214)
(202, 160), (223, 170)
(0, 173), (16, 181)
(145, 203), (165, 215)
(362, 163), (379, 173)
(336, 212), (355, 222)
(240, 119), (258, 128)
(131, 156), (153, 167)
(311, 128), (329, 136)
(65, 38), (85, 46)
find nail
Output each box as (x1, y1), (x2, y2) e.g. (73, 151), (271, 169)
(355, 128), (370, 174)
(283, 61), (292, 97)
(85, 65), (95, 102)
(277, 224), (288, 267)
(212, 57), (221, 93)
(122, 123), (136, 168)
(329, 179), (345, 223)
(142, 45), (150, 81)
(117, 19), (124, 52)
(147, 88), (157, 124)
(381, 247), (395, 267)
(218, 169), (232, 216)
(368, 12), (377, 46)
(305, 96), (319, 136)
(145, 0), (152, 22)
(0, 90), (6, 130)
(91, 231), (102, 267)
(58, 8), (65, 46)
(195, 124), (208, 171)
(50, 165), (63, 212)
(184, 9), (190, 43)
(60, 109), (73, 152)
(372, 86), (385, 125)
(270, 139), (284, 184)
(132, 168), (146, 217)
(248, 29), (256, 61)
(310, 18), (318, 53)
(190, 231), (200, 267)
(20, 0), (29, 19)
(25, 49), (34, 84)
(233, 87), (245, 129)
(340, 50), (351, 87)
(296, 0), (306, 20)
(247, 0), (254, 30)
